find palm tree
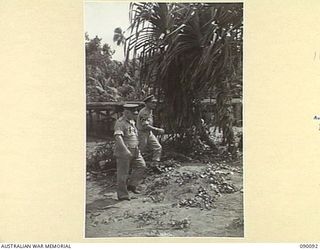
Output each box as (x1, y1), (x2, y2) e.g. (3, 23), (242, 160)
(113, 27), (126, 45)
(126, 3), (243, 152)
(113, 27), (127, 58)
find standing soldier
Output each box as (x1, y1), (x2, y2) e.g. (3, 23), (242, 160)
(137, 95), (165, 167)
(113, 104), (146, 201)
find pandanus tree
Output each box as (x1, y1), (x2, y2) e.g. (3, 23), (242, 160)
(126, 3), (243, 152)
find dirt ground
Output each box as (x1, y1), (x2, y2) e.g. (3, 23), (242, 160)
(85, 141), (243, 238)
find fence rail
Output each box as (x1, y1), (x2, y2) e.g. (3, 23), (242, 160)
(86, 99), (242, 137)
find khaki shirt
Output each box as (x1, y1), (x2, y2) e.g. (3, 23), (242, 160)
(113, 116), (139, 157)
(137, 107), (153, 132)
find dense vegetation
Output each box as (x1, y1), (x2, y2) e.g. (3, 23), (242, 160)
(86, 3), (243, 154)
(126, 3), (243, 152)
(85, 34), (142, 102)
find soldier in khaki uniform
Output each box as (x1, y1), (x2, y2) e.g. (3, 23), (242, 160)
(137, 95), (164, 166)
(113, 104), (146, 201)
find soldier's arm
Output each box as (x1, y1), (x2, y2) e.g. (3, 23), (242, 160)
(145, 124), (164, 134)
(114, 121), (132, 157)
(115, 135), (132, 157)
(140, 113), (164, 133)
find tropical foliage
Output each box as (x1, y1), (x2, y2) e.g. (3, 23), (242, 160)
(125, 3), (243, 152)
(85, 33), (141, 102)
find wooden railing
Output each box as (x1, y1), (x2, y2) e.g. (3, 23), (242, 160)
(86, 99), (242, 137)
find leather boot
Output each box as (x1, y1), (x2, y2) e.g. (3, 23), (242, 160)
(127, 185), (141, 194)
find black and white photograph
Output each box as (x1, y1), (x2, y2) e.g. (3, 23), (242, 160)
(4, 0), (320, 245)
(85, 2), (243, 237)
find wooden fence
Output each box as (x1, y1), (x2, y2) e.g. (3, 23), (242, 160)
(86, 99), (242, 137)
